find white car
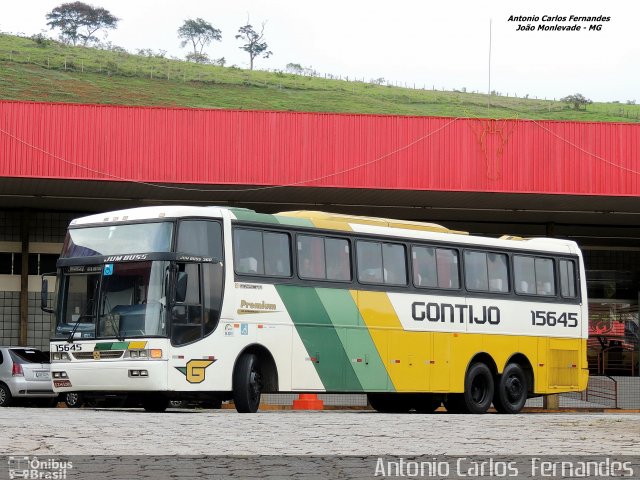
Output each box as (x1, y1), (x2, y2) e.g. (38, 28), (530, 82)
(0, 347), (58, 407)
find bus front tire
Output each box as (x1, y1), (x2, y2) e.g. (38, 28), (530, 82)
(463, 363), (494, 414)
(493, 363), (527, 414)
(233, 354), (262, 413)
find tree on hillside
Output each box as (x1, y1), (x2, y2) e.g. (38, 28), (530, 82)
(235, 21), (272, 70)
(560, 93), (593, 110)
(45, 2), (119, 46)
(286, 63), (303, 75)
(178, 18), (222, 63)
(185, 52), (210, 64)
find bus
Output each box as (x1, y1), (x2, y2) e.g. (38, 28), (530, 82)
(44, 206), (588, 414)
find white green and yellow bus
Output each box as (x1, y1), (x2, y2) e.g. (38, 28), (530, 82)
(45, 206), (588, 413)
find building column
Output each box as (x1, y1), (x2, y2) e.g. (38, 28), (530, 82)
(19, 210), (29, 346)
(546, 222), (555, 238)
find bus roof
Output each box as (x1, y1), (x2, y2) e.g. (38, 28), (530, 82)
(276, 211), (468, 235)
(68, 206), (580, 255)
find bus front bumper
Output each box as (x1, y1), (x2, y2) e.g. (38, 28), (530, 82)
(50, 360), (168, 393)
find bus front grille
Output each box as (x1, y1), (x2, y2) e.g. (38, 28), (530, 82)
(73, 351), (124, 360)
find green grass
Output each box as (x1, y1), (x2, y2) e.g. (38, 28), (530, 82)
(1, 33), (639, 122)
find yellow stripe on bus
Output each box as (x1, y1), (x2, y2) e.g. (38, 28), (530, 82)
(351, 290), (432, 392)
(350, 290), (588, 394)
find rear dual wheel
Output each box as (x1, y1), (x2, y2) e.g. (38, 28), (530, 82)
(445, 363), (494, 414)
(493, 363), (527, 414)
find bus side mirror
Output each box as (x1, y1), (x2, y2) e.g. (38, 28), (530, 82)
(175, 272), (188, 303)
(41, 277), (54, 314)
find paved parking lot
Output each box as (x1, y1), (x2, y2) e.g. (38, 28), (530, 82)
(1, 407), (639, 456)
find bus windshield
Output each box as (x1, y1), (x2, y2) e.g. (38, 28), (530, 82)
(54, 261), (170, 340)
(62, 222), (173, 258)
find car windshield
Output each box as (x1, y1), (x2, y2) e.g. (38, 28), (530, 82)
(61, 222), (173, 258)
(10, 349), (49, 364)
(54, 260), (169, 340)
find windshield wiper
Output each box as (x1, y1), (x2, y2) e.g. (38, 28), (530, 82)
(67, 320), (81, 343)
(67, 314), (94, 343)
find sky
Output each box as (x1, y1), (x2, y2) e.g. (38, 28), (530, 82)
(2, 0), (638, 102)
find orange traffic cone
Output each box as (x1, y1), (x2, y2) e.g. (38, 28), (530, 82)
(292, 393), (324, 410)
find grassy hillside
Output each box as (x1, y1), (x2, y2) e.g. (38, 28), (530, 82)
(1, 33), (639, 122)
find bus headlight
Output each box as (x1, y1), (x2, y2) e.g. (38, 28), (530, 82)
(51, 352), (70, 361)
(126, 349), (162, 359)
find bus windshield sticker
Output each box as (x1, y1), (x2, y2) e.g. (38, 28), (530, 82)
(103, 264), (114, 276)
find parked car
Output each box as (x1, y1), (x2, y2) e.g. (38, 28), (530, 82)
(0, 347), (58, 407)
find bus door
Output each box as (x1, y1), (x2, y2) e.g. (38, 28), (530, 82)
(168, 261), (223, 390)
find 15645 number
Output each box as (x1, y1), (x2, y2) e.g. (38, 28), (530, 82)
(531, 311), (578, 327)
(55, 343), (83, 351)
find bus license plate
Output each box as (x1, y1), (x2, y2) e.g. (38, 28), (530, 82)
(53, 380), (72, 388)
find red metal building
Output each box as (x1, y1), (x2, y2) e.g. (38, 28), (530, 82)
(1, 100), (638, 195)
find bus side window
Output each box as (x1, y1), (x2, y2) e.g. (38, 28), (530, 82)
(464, 251), (489, 291)
(234, 229), (264, 275)
(298, 235), (326, 280)
(177, 220), (223, 259)
(535, 258), (555, 295)
(465, 251), (508, 293)
(412, 246), (437, 287)
(233, 228), (291, 277)
(357, 241), (384, 283)
(487, 253), (509, 293)
(436, 248), (460, 289)
(325, 238), (351, 281)
(413, 246), (459, 289)
(559, 259), (577, 298)
(514, 255), (556, 296)
(357, 240), (406, 286)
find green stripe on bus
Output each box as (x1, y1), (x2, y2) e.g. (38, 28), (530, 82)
(94, 342), (129, 351)
(228, 207), (314, 227)
(275, 285), (362, 392)
(315, 288), (392, 392)
(273, 216), (315, 228)
(228, 208), (280, 224)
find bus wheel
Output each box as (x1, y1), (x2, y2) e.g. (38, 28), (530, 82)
(463, 363), (494, 414)
(64, 392), (83, 408)
(143, 396), (169, 412)
(493, 363), (527, 414)
(233, 354), (262, 413)
(415, 394), (441, 413)
(367, 393), (411, 413)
